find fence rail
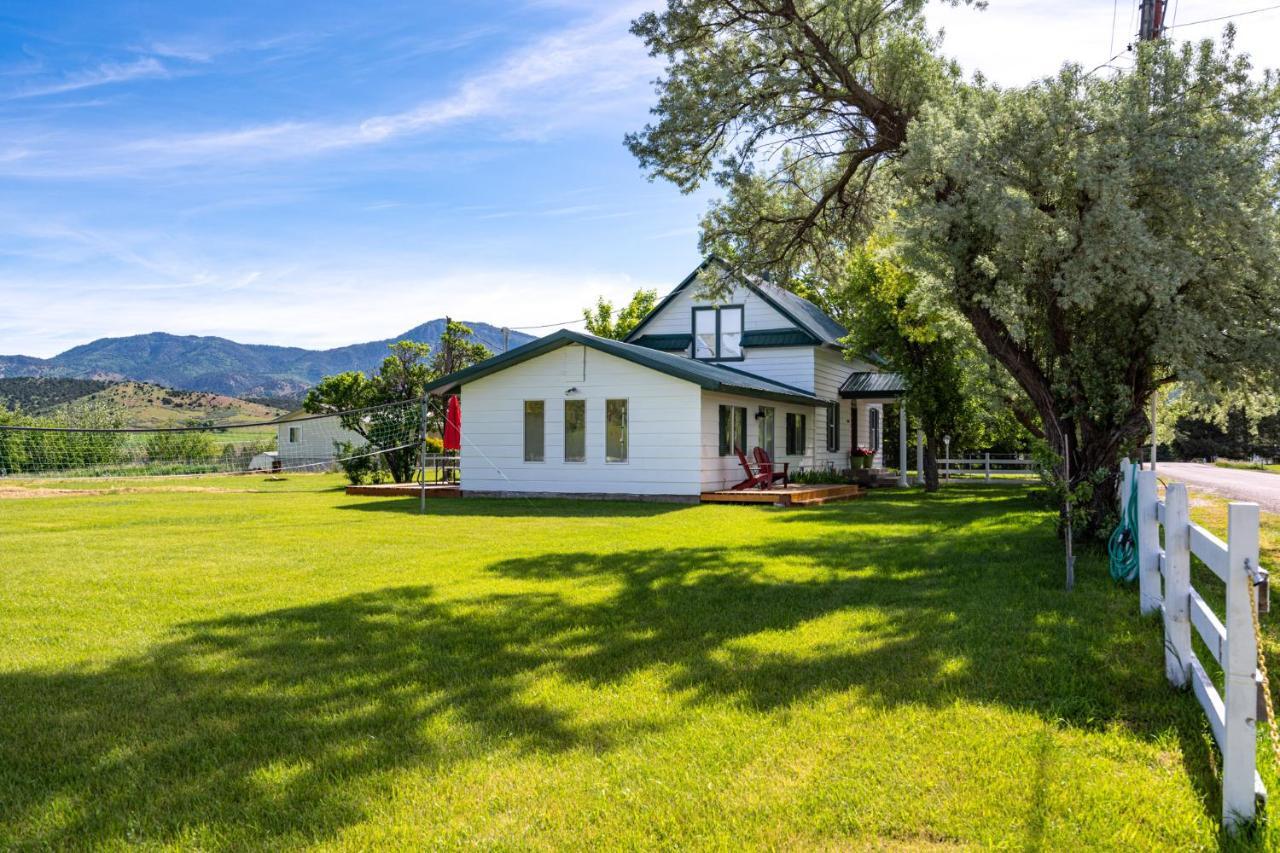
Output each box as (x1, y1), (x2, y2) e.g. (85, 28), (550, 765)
(1122, 459), (1268, 830)
(938, 454), (1039, 482)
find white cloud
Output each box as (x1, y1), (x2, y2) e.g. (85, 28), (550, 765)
(4, 4), (655, 177)
(6, 57), (168, 100)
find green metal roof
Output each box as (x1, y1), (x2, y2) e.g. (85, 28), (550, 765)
(839, 371), (906, 399)
(740, 328), (819, 347)
(631, 333), (691, 352)
(425, 329), (823, 407)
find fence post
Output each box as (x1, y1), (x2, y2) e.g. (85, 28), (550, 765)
(1163, 483), (1191, 688)
(1222, 501), (1261, 830)
(984, 452), (991, 482)
(1137, 469), (1161, 615)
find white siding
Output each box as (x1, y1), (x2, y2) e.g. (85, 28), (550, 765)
(459, 344), (702, 496)
(740, 347), (814, 391)
(700, 391), (817, 491)
(276, 415), (364, 468)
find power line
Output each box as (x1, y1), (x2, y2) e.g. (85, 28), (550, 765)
(504, 317), (587, 331)
(1165, 2), (1280, 29)
(1110, 0), (1120, 57)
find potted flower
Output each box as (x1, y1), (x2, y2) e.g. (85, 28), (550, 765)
(852, 447), (874, 469)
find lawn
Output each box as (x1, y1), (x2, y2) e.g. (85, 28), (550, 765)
(0, 474), (1261, 848)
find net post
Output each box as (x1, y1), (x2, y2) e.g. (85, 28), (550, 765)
(419, 395), (428, 515)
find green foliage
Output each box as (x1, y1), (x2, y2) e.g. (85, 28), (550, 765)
(582, 289), (659, 340)
(0, 401), (127, 475)
(430, 320), (492, 378)
(304, 334), (484, 484)
(144, 429), (216, 465)
(791, 467), (851, 485)
(836, 234), (1027, 489)
(0, 378), (114, 413)
(332, 439), (388, 485)
(893, 39), (1280, 534)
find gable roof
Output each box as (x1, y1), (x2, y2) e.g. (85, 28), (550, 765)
(623, 257), (848, 348)
(424, 329), (824, 406)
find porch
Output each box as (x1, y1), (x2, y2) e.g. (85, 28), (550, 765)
(700, 482), (863, 507)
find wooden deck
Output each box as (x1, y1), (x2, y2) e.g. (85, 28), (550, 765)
(700, 483), (863, 507)
(344, 483), (460, 498)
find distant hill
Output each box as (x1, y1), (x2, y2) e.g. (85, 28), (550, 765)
(0, 320), (535, 397)
(0, 377), (114, 412)
(64, 382), (287, 428)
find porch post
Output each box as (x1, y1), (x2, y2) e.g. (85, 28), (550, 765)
(915, 429), (925, 486)
(897, 400), (908, 487)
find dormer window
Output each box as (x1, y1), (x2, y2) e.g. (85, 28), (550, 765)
(692, 305), (744, 360)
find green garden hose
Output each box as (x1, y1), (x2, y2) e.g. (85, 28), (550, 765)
(1108, 463), (1140, 583)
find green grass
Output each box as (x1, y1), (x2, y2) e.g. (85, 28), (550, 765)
(1215, 460), (1280, 474)
(0, 475), (1255, 848)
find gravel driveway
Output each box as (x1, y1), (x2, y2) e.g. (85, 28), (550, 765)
(1156, 462), (1280, 515)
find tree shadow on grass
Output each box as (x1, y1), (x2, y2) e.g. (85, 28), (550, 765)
(0, 488), (1221, 846)
(0, 586), (654, 848)
(332, 496), (692, 518)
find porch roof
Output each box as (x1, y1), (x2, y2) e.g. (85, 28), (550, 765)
(424, 329), (824, 407)
(839, 371), (906, 399)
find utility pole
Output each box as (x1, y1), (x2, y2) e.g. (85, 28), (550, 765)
(501, 327), (510, 353)
(1138, 0), (1167, 41)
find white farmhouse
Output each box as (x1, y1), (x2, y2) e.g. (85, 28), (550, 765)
(425, 258), (904, 499)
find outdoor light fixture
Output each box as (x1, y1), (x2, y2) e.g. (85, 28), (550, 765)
(754, 407), (766, 420)
(566, 387), (580, 395)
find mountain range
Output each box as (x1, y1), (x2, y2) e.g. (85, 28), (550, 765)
(0, 320), (535, 398)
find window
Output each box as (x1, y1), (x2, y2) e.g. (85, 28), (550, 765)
(606, 399), (628, 462)
(288, 426), (301, 444)
(564, 399), (585, 462)
(719, 306), (743, 359)
(826, 402), (840, 452)
(523, 400), (544, 462)
(868, 407), (881, 452)
(785, 412), (807, 455)
(692, 306), (744, 360)
(693, 308), (716, 359)
(758, 407), (775, 457)
(718, 405), (747, 456)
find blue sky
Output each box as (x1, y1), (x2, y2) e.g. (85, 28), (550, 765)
(2, 0), (1275, 357)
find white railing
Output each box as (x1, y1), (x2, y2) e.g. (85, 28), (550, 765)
(939, 453), (1039, 482)
(1122, 460), (1268, 829)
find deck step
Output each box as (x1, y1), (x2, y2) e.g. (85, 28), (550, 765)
(701, 483), (864, 506)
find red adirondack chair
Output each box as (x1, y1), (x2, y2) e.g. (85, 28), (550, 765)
(753, 446), (789, 487)
(732, 446), (771, 490)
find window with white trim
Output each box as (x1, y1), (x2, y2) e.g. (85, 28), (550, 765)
(825, 402), (840, 452)
(523, 400), (544, 462)
(692, 306), (744, 360)
(718, 405), (747, 456)
(605, 399), (628, 462)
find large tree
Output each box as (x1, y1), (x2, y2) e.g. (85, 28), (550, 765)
(629, 1), (1280, 536)
(582, 289), (659, 340)
(894, 40), (1280, 533)
(304, 341), (435, 483)
(837, 234), (1019, 490)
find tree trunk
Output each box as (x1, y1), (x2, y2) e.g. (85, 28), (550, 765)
(923, 440), (940, 492)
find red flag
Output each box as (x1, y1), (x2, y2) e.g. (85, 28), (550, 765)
(443, 394), (461, 451)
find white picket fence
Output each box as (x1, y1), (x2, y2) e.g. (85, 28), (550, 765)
(1121, 461), (1268, 829)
